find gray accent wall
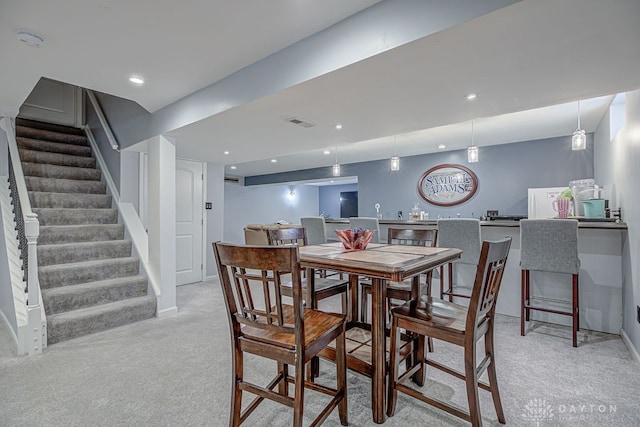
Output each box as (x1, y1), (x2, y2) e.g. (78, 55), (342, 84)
(246, 135), (594, 220)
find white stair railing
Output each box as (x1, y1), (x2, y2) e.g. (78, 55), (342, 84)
(0, 116), (45, 355)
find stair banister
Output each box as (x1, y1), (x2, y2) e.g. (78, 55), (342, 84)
(86, 90), (120, 152)
(0, 116), (45, 355)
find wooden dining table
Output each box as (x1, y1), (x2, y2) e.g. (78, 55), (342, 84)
(299, 242), (462, 424)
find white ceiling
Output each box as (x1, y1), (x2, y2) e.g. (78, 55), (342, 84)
(3, 0), (640, 179)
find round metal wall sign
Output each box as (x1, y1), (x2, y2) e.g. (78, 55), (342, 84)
(417, 164), (478, 207)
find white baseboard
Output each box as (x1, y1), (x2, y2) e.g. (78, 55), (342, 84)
(205, 274), (218, 282)
(621, 328), (640, 365)
(157, 306), (178, 318)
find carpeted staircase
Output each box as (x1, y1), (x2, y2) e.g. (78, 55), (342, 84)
(15, 118), (156, 344)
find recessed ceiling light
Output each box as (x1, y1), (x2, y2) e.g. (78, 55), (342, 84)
(271, 159), (277, 163)
(335, 124), (342, 130)
(223, 150), (229, 155)
(129, 76), (145, 85)
(466, 93), (477, 101)
(230, 165), (237, 170)
(16, 30), (44, 48)
(330, 180), (335, 183)
(438, 144), (446, 149)
(323, 150), (331, 155)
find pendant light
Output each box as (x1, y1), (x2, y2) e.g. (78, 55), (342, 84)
(467, 120), (478, 163)
(390, 136), (400, 171)
(572, 101), (586, 151)
(332, 146), (341, 177)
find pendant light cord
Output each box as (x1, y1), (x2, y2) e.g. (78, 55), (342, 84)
(577, 101), (581, 129)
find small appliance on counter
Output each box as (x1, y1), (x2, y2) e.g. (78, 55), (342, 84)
(582, 199), (606, 218)
(570, 179), (601, 217)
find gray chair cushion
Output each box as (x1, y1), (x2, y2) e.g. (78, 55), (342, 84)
(348, 217), (380, 243)
(300, 217), (327, 245)
(520, 219), (580, 274)
(437, 218), (482, 265)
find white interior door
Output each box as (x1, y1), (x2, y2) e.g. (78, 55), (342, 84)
(176, 159), (204, 285)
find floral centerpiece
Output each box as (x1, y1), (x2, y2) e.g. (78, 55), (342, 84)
(335, 227), (376, 251)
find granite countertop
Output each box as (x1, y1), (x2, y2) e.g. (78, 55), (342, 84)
(324, 218), (627, 230)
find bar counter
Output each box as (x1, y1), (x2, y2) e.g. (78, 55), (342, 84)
(325, 218), (627, 335)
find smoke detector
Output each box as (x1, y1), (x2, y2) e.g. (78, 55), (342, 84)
(17, 30), (44, 48)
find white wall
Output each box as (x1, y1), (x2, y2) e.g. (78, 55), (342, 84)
(205, 164), (225, 277)
(223, 182), (319, 244)
(595, 90), (640, 357)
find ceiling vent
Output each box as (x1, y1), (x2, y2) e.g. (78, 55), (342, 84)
(286, 117), (315, 128)
(224, 176), (240, 184)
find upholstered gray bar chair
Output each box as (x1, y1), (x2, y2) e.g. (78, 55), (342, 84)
(348, 217), (380, 243)
(520, 219), (581, 347)
(301, 216), (342, 279)
(437, 218), (482, 302)
(300, 216), (328, 245)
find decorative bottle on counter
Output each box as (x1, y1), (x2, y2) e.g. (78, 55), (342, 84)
(411, 202), (421, 220)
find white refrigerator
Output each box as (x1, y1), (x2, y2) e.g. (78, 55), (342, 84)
(527, 187), (568, 219)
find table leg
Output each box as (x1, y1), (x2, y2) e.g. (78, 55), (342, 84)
(307, 268), (320, 379)
(409, 275), (426, 386)
(349, 274), (358, 323)
(371, 277), (387, 424)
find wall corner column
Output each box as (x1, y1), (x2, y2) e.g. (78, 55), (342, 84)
(148, 135), (177, 316)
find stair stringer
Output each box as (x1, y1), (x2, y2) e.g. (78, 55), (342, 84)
(83, 126), (161, 314)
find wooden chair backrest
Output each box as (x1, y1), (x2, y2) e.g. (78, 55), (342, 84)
(466, 237), (512, 332)
(268, 227), (308, 247)
(213, 242), (304, 341)
(387, 228), (438, 247)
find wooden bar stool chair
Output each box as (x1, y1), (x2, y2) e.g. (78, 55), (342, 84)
(437, 219), (482, 302)
(360, 228), (438, 356)
(387, 238), (512, 427)
(360, 228), (438, 323)
(301, 216), (342, 280)
(213, 242), (348, 427)
(268, 227), (349, 315)
(300, 216), (327, 246)
(520, 219), (581, 347)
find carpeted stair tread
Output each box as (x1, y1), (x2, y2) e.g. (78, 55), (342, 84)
(19, 148), (96, 168)
(16, 119), (155, 345)
(16, 118), (85, 136)
(42, 276), (148, 315)
(46, 295), (156, 344)
(25, 176), (106, 194)
(22, 162), (101, 181)
(39, 257), (140, 288)
(17, 137), (92, 157)
(33, 208), (118, 225)
(29, 191), (112, 209)
(15, 125), (88, 146)
(39, 224), (125, 244)
(38, 240), (132, 266)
